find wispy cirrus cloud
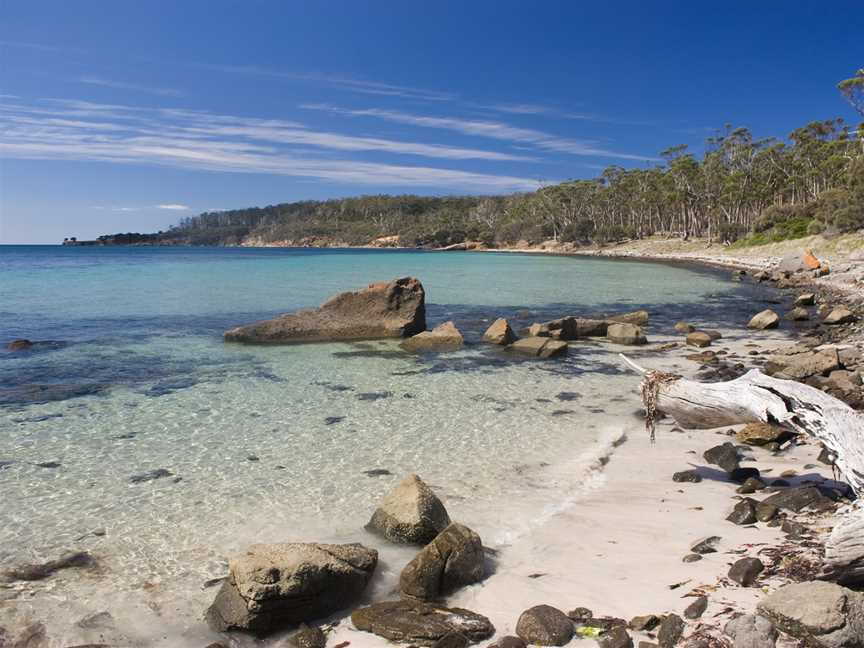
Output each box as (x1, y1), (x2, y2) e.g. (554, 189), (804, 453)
(302, 103), (655, 161)
(77, 76), (184, 97)
(157, 204), (190, 210)
(0, 98), (541, 192)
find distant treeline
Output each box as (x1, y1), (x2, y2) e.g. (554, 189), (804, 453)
(97, 117), (864, 248)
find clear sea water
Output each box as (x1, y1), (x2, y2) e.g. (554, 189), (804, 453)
(0, 246), (780, 645)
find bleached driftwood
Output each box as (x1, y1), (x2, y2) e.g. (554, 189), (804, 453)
(620, 355), (864, 585)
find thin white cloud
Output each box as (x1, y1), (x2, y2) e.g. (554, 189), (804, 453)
(78, 76), (183, 98)
(157, 204), (190, 210)
(302, 104), (655, 161)
(0, 98), (541, 192)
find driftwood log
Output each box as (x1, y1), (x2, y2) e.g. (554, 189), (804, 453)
(621, 355), (864, 585)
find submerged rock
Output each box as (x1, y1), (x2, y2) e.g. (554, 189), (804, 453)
(400, 523), (485, 600)
(225, 277), (426, 343)
(401, 321), (464, 353)
(483, 318), (518, 345)
(2, 551), (95, 582)
(129, 468), (174, 483)
(206, 542), (377, 635)
(606, 323), (647, 345)
(509, 337), (568, 358)
(516, 605), (574, 646)
(351, 600), (494, 646)
(367, 474), (451, 545)
(748, 310), (780, 330)
(6, 339), (33, 351)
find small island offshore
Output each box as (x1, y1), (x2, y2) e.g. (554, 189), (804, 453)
(3, 5), (864, 647)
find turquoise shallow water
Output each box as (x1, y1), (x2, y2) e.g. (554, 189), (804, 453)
(0, 246), (780, 645)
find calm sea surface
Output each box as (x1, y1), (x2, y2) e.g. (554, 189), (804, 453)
(0, 245), (780, 645)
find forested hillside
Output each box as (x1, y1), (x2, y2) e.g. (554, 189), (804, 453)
(99, 72), (864, 249)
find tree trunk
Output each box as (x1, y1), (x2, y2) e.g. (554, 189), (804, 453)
(620, 356), (864, 585)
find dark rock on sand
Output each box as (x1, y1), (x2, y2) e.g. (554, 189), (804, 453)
(658, 614), (685, 648)
(761, 486), (835, 513)
(289, 624), (327, 648)
(401, 321), (464, 353)
(730, 467), (762, 484)
(516, 605), (574, 646)
(704, 442), (740, 473)
(367, 474), (451, 545)
(727, 498), (758, 526)
(129, 468), (174, 483)
(728, 557), (764, 586)
(488, 636), (527, 648)
(225, 277), (426, 343)
(724, 614), (777, 648)
(483, 319), (518, 345)
(509, 337), (568, 358)
(2, 551), (95, 582)
(737, 477), (766, 494)
(351, 600), (494, 646)
(755, 501), (778, 522)
(432, 632), (470, 648)
(400, 523), (484, 600)
(599, 626), (634, 648)
(206, 542), (377, 635)
(629, 615), (661, 631)
(758, 582), (864, 648)
(684, 596), (708, 620)
(691, 536), (721, 554)
(673, 470), (703, 483)
(683, 554), (702, 563)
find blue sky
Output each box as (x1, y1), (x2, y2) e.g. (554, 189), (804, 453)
(1, 1), (861, 243)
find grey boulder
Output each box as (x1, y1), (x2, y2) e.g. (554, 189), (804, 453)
(516, 605), (575, 646)
(758, 581), (864, 648)
(225, 277), (426, 343)
(400, 523), (485, 600)
(367, 474), (451, 545)
(724, 614), (777, 648)
(206, 542), (377, 635)
(351, 600), (494, 646)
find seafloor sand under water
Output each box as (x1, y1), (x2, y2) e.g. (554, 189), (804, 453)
(0, 246), (792, 645)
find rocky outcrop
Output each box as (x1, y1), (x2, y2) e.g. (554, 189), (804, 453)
(748, 310), (780, 330)
(525, 311), (649, 341)
(400, 523), (485, 600)
(224, 277), (426, 343)
(206, 542), (377, 635)
(516, 605), (575, 646)
(509, 337), (568, 358)
(401, 322), (464, 353)
(483, 319), (517, 345)
(367, 474), (451, 545)
(606, 323), (647, 345)
(351, 600), (495, 646)
(765, 347), (840, 380)
(758, 582), (864, 648)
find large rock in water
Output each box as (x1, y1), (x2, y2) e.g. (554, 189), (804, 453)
(351, 600), (495, 646)
(400, 523), (485, 600)
(509, 337), (568, 358)
(748, 309), (780, 330)
(224, 277), (426, 343)
(367, 474), (451, 544)
(401, 321), (463, 353)
(758, 582), (864, 648)
(606, 323), (647, 345)
(483, 318), (517, 345)
(206, 542), (377, 635)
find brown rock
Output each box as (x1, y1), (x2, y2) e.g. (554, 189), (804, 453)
(794, 293), (816, 307)
(610, 310), (649, 326)
(736, 422), (784, 446)
(509, 337), (568, 358)
(747, 310), (780, 330)
(225, 277), (426, 343)
(687, 332), (713, 348)
(483, 319), (517, 345)
(606, 323), (647, 345)
(367, 474), (451, 545)
(6, 339), (33, 351)
(824, 307), (856, 326)
(351, 600), (494, 646)
(675, 322), (696, 333)
(515, 605), (574, 646)
(401, 321), (463, 353)
(787, 307), (810, 321)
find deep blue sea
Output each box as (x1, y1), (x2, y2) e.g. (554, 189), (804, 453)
(0, 245), (783, 645)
